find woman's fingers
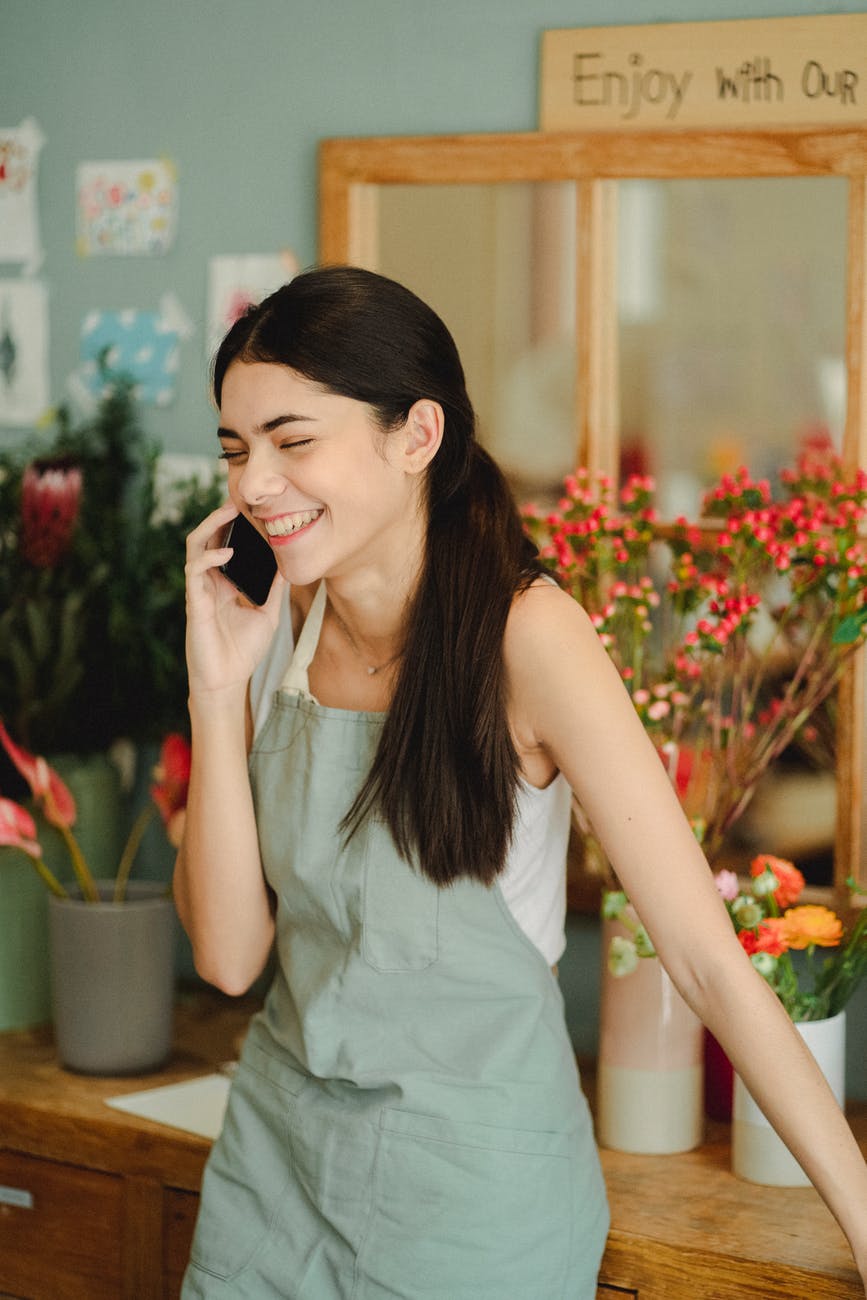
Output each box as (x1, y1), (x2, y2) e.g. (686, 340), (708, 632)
(187, 499), (238, 557)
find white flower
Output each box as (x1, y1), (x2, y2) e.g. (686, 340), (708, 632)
(602, 890), (628, 920)
(751, 868), (779, 898)
(732, 896), (763, 928)
(608, 935), (640, 977)
(751, 952), (778, 977)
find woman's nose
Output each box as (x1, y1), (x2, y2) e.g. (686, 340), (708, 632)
(237, 449), (285, 505)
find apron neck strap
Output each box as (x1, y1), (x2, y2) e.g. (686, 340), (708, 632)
(280, 581), (327, 697)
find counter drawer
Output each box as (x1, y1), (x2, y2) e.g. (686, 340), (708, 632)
(0, 1148), (123, 1299)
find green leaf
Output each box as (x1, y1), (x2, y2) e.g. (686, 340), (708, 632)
(833, 612), (867, 645)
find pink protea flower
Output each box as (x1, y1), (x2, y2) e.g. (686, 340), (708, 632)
(20, 457), (83, 568)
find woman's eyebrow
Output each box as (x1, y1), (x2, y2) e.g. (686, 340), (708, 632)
(217, 413), (319, 440)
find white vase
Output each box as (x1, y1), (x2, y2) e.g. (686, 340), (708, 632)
(597, 915), (704, 1154)
(732, 1011), (846, 1186)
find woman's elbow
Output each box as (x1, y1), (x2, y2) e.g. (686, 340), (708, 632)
(191, 941), (272, 998)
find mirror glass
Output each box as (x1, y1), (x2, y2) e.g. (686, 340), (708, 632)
(369, 172), (849, 891)
(615, 176), (848, 887)
(617, 177), (849, 518)
(375, 181), (578, 502)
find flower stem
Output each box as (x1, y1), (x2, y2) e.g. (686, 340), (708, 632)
(29, 855), (69, 898)
(57, 821), (100, 902)
(113, 804), (156, 902)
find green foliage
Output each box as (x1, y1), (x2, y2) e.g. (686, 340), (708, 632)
(0, 378), (223, 753)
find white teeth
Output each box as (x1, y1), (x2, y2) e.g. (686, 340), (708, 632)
(264, 510), (322, 537)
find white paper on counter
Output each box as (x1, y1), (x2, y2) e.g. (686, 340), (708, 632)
(106, 1073), (231, 1139)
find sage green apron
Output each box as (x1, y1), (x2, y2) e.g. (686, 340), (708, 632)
(183, 584), (609, 1299)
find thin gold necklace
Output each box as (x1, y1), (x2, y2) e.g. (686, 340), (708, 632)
(328, 601), (402, 676)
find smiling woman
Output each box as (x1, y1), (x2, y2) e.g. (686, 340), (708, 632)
(173, 266), (867, 1299)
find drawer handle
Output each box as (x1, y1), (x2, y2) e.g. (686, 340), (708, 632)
(0, 1184), (34, 1209)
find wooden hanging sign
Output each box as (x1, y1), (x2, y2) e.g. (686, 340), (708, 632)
(539, 13), (867, 132)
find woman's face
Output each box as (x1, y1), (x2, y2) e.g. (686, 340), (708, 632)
(217, 361), (422, 587)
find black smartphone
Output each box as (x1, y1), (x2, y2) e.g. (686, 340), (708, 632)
(219, 513), (279, 606)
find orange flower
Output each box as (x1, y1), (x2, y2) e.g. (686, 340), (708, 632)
(782, 905), (844, 950)
(737, 918), (789, 957)
(751, 854), (805, 909)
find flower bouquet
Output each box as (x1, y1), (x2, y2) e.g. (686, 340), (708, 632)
(521, 453), (867, 871)
(715, 855), (867, 1022)
(717, 854), (865, 1181)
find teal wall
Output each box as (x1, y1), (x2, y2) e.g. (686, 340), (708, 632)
(3, 0), (867, 455)
(2, 0), (865, 1095)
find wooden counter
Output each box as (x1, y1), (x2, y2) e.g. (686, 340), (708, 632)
(0, 993), (863, 1298)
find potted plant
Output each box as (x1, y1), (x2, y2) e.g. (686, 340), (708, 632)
(0, 724), (191, 1073)
(0, 372), (222, 1032)
(713, 855), (866, 1184)
(0, 371), (223, 752)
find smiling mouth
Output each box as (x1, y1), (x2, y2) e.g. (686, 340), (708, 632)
(263, 509), (323, 538)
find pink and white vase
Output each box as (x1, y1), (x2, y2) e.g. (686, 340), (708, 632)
(732, 1010), (846, 1186)
(597, 913), (704, 1154)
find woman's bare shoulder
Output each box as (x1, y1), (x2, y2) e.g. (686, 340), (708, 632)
(505, 578), (598, 664)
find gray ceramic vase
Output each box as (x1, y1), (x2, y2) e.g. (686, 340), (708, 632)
(48, 880), (176, 1075)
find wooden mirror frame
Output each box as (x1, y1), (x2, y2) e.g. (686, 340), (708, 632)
(319, 125), (867, 910)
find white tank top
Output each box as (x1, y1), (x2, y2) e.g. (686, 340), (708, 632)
(250, 586), (570, 965)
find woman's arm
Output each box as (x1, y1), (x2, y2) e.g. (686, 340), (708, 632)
(506, 584), (867, 1285)
(172, 501), (285, 994)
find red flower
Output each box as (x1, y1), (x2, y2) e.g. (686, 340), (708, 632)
(750, 854), (805, 909)
(151, 734), (191, 847)
(20, 458), (82, 568)
(0, 720), (76, 829)
(737, 918), (789, 957)
(0, 797), (42, 859)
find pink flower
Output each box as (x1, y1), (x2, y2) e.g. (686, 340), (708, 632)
(714, 869), (739, 901)
(0, 797), (42, 859)
(0, 720), (76, 829)
(20, 458), (83, 568)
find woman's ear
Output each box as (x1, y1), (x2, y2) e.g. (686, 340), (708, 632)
(400, 399), (444, 475)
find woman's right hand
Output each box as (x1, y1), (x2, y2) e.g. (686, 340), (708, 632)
(184, 500), (286, 699)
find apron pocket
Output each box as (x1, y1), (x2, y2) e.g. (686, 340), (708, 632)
(362, 817), (439, 972)
(187, 1056), (298, 1282)
(359, 1109), (575, 1299)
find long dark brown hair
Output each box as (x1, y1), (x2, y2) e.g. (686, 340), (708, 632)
(213, 265), (543, 886)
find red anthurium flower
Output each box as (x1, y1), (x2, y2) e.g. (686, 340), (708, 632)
(0, 797), (42, 859)
(0, 720), (77, 829)
(20, 457), (83, 568)
(151, 733), (191, 826)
